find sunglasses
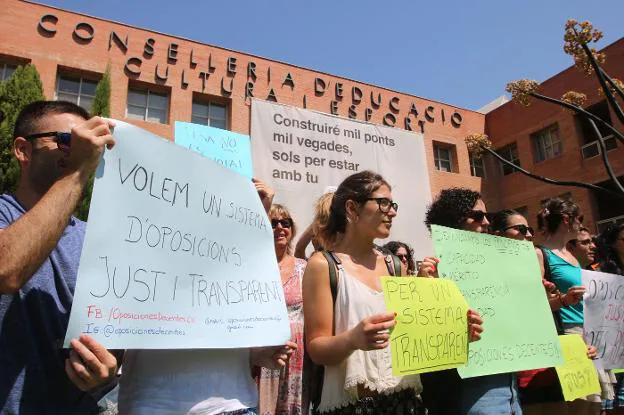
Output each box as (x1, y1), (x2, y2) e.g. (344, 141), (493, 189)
(24, 131), (72, 146)
(271, 218), (292, 229)
(466, 210), (488, 222)
(396, 254), (409, 261)
(504, 224), (534, 236)
(363, 197), (399, 213)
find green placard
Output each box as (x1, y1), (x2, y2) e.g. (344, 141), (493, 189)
(556, 335), (601, 401)
(431, 225), (564, 378)
(382, 277), (469, 375)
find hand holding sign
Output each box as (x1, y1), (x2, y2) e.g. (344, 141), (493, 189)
(382, 277), (469, 375)
(348, 312), (397, 351)
(65, 117), (116, 176)
(555, 334), (601, 401)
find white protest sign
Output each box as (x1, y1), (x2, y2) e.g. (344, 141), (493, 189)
(250, 99), (433, 257)
(64, 121), (290, 349)
(582, 269), (624, 369)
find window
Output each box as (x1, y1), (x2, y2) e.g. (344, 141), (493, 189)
(434, 144), (453, 172)
(498, 143), (520, 176)
(469, 153), (486, 178)
(127, 87), (169, 124)
(578, 101), (618, 159)
(532, 124), (561, 162)
(0, 62), (16, 82)
(56, 75), (98, 112)
(191, 99), (227, 130)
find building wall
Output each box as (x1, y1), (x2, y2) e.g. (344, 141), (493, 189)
(484, 38), (624, 234)
(0, 0), (486, 198)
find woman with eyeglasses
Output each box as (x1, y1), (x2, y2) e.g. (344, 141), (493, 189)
(302, 171), (484, 414)
(491, 209), (534, 241)
(256, 204), (308, 415)
(382, 241), (416, 275)
(536, 197), (603, 414)
(420, 187), (520, 415)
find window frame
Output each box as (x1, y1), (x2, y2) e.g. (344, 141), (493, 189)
(532, 124), (562, 163)
(469, 153), (486, 178)
(498, 143), (521, 176)
(191, 99), (228, 130)
(433, 144), (453, 173)
(126, 87), (170, 124)
(0, 62), (17, 82)
(55, 74), (98, 112)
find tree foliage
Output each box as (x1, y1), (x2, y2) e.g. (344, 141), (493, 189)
(75, 65), (111, 221)
(0, 64), (45, 194)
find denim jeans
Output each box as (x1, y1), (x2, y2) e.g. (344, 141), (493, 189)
(461, 373), (522, 415)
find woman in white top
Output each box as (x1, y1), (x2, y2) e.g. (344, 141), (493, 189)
(303, 171), (483, 414)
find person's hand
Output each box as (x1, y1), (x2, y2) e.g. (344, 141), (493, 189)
(417, 257), (439, 278)
(586, 345), (598, 359)
(64, 117), (116, 178)
(252, 178), (274, 214)
(253, 341), (297, 369)
(562, 286), (586, 306)
(347, 312), (396, 351)
(468, 309), (484, 342)
(64, 335), (117, 392)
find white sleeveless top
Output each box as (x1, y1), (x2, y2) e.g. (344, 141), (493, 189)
(318, 267), (422, 412)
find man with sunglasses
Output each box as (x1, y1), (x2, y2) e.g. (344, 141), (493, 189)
(0, 101), (117, 414)
(567, 226), (598, 270)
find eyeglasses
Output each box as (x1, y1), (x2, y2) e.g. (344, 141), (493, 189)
(271, 218), (292, 229)
(504, 224), (534, 236)
(363, 197), (398, 213)
(466, 210), (488, 222)
(24, 131), (71, 146)
(396, 254), (409, 261)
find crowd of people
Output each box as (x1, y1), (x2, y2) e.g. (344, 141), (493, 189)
(1, 101), (623, 415)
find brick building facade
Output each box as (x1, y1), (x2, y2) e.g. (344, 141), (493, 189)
(0, 0), (485, 199)
(483, 38), (624, 234)
(0, 0), (622, 233)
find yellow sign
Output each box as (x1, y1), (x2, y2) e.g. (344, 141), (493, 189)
(555, 335), (601, 401)
(382, 277), (469, 375)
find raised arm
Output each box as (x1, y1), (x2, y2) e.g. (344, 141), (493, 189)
(0, 117), (115, 293)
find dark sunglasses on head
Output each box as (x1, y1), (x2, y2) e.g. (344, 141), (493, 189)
(466, 210), (488, 222)
(24, 131), (72, 146)
(504, 224), (534, 236)
(362, 197), (398, 213)
(271, 218), (292, 229)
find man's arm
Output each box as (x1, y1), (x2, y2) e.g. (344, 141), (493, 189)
(0, 117), (115, 293)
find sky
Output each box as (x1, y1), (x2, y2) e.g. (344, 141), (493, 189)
(37, 0), (623, 111)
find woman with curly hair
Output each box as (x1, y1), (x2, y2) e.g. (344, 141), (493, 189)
(420, 187), (521, 415)
(382, 241), (416, 275)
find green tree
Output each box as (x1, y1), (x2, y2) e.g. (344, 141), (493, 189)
(75, 65), (111, 221)
(0, 64), (45, 194)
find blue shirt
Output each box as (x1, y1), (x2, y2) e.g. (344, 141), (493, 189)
(544, 248), (584, 324)
(0, 193), (98, 414)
